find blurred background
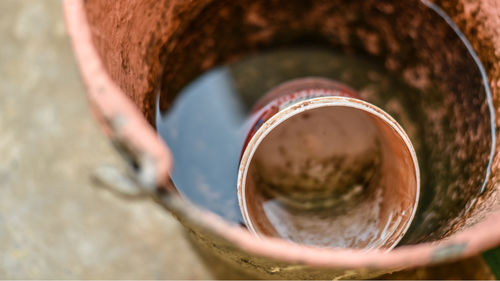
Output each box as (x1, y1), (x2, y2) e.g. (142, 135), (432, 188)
(0, 0), (497, 279)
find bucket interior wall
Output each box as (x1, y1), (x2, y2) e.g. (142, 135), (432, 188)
(84, 0), (500, 245)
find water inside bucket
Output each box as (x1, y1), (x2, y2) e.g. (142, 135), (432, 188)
(155, 1), (494, 246)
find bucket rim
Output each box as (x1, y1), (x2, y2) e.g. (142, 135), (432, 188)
(63, 0), (500, 271)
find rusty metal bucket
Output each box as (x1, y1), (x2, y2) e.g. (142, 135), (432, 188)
(64, 0), (500, 279)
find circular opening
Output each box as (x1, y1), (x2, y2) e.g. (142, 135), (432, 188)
(240, 98), (419, 249)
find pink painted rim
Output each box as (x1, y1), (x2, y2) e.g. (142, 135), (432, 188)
(63, 0), (172, 189)
(64, 0), (500, 270)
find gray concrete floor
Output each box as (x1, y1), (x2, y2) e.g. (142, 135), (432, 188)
(0, 0), (495, 279)
(0, 0), (220, 279)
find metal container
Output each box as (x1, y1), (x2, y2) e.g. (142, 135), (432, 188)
(64, 0), (500, 278)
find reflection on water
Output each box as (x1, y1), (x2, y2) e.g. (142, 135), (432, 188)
(156, 68), (247, 223)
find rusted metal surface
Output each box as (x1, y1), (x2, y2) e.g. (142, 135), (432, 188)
(64, 0), (500, 278)
(63, 0), (173, 191)
(431, 0), (500, 244)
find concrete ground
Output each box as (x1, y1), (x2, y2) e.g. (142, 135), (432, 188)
(0, 0), (220, 278)
(0, 0), (495, 279)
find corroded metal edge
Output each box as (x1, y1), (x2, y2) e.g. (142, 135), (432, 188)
(63, 0), (173, 191)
